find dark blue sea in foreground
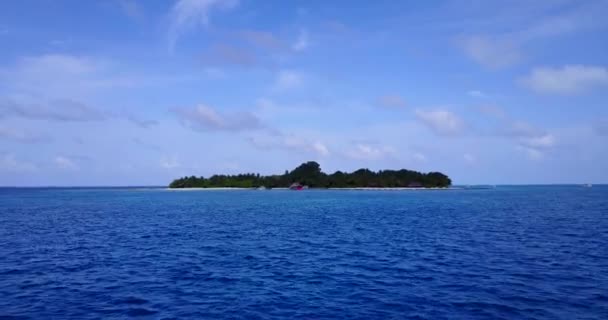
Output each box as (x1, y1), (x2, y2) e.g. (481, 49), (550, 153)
(1, 186), (607, 319)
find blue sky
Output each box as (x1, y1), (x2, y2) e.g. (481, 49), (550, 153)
(1, 0), (607, 186)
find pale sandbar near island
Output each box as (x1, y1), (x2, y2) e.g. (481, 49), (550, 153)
(328, 187), (457, 190)
(165, 187), (251, 191)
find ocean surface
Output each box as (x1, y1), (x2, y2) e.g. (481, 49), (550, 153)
(0, 186), (607, 319)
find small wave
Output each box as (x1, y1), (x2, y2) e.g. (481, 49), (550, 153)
(125, 308), (158, 317)
(115, 296), (149, 305)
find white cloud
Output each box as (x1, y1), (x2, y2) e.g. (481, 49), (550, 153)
(467, 90), (487, 98)
(521, 65), (608, 94)
(0, 153), (37, 172)
(54, 156), (78, 170)
(2, 97), (155, 129)
(282, 136), (329, 156)
(172, 104), (263, 132)
(168, 0), (239, 52)
(378, 94), (406, 108)
(2, 54), (101, 94)
(1, 54), (169, 97)
(463, 153), (476, 164)
(49, 39), (71, 46)
(518, 146), (544, 161)
(311, 141), (330, 156)
(160, 155), (180, 169)
(457, 2), (608, 69)
(248, 134), (329, 157)
(505, 121), (539, 137)
(413, 152), (427, 162)
(16, 54), (98, 76)
(292, 29), (309, 51)
(252, 98), (323, 123)
(503, 121), (557, 161)
(123, 114), (158, 128)
(347, 144), (396, 160)
(0, 98), (105, 122)
(520, 133), (556, 149)
(0, 125), (50, 144)
(517, 135), (554, 161)
(274, 70), (303, 90)
(459, 35), (521, 69)
(415, 109), (464, 135)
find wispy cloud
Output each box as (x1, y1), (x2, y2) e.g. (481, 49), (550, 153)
(273, 70), (303, 91)
(1, 98), (159, 128)
(377, 94), (407, 108)
(248, 133), (329, 157)
(346, 144), (396, 160)
(49, 38), (72, 47)
(2, 54), (100, 95)
(54, 155), (78, 170)
(0, 98), (105, 122)
(503, 121), (557, 160)
(168, 0), (239, 52)
(200, 29), (294, 68)
(0, 153), (37, 173)
(160, 155), (180, 169)
(472, 105), (559, 161)
(467, 90), (487, 98)
(0, 125), (51, 144)
(457, 1), (608, 69)
(517, 146), (544, 161)
(458, 35), (521, 69)
(1, 54), (171, 96)
(520, 133), (556, 149)
(463, 153), (476, 164)
(133, 138), (162, 151)
(520, 65), (608, 95)
(124, 114), (159, 128)
(415, 109), (465, 136)
(172, 104), (263, 132)
(412, 152), (427, 162)
(292, 29), (309, 52)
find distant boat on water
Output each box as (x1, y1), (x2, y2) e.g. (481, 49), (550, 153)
(289, 182), (308, 190)
(584, 184), (593, 188)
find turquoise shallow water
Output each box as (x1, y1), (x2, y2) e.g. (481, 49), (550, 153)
(0, 186), (607, 319)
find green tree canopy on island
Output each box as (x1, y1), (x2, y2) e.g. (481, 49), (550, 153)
(168, 161), (451, 188)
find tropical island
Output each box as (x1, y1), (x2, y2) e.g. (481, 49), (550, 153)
(168, 161), (451, 189)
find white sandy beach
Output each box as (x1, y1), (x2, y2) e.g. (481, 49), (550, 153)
(165, 187), (458, 191)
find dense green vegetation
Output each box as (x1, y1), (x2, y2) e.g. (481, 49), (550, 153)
(169, 161), (451, 189)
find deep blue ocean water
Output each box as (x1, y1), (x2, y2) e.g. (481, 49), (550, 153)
(0, 186), (607, 319)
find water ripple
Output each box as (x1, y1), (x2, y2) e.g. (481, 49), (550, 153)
(0, 186), (607, 319)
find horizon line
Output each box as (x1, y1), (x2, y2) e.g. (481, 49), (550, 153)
(0, 184), (605, 188)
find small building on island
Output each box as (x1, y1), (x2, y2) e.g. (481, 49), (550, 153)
(289, 182), (308, 190)
(407, 182), (423, 188)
